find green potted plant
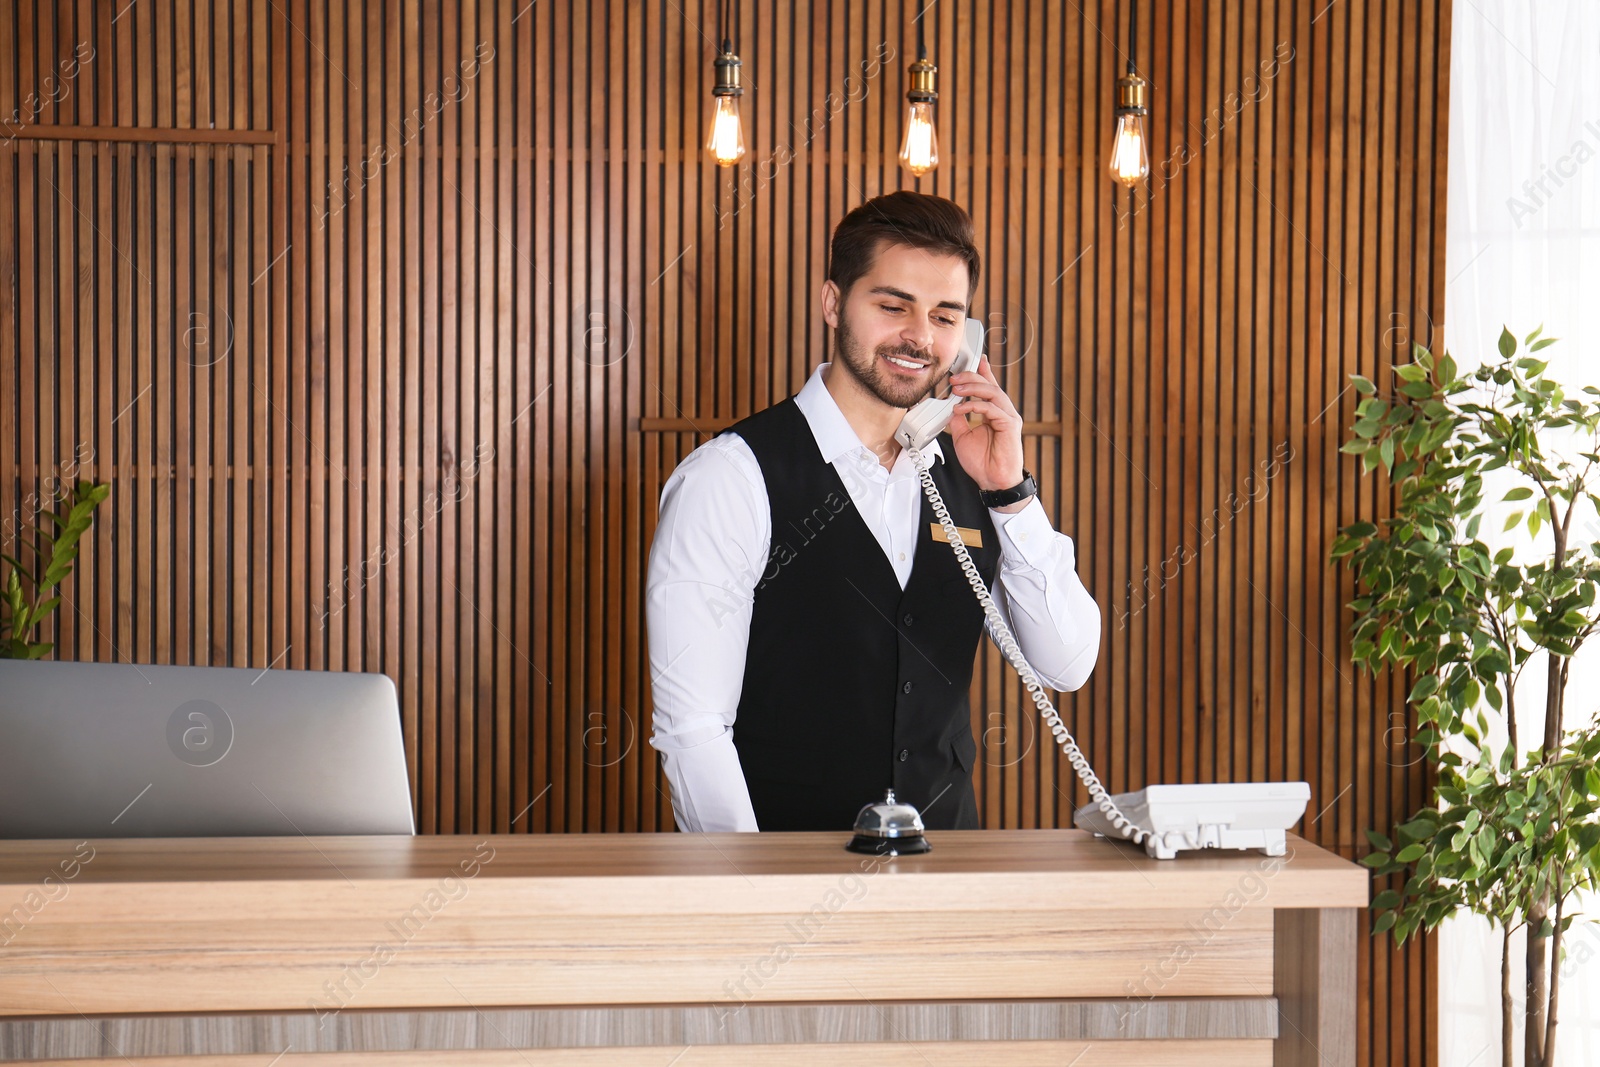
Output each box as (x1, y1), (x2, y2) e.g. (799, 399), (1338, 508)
(0, 480), (109, 659)
(1331, 327), (1600, 1067)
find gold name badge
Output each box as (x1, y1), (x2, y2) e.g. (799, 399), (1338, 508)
(930, 522), (983, 548)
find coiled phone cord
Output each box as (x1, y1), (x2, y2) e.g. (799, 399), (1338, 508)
(907, 444), (1151, 847)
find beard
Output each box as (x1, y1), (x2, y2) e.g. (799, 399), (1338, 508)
(834, 308), (943, 410)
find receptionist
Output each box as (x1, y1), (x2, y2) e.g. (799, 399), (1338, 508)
(645, 191), (1102, 833)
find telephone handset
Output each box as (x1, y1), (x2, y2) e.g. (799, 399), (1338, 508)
(894, 317), (985, 452)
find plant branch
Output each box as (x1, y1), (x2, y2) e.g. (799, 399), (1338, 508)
(1527, 458), (1564, 560)
(1544, 888), (1565, 1063)
(1544, 642), (1567, 758)
(1483, 607), (1521, 755)
(1502, 923), (1514, 1067)
(1558, 465), (1588, 543)
(1527, 891), (1550, 1067)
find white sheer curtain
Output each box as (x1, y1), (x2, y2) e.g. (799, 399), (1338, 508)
(1443, 2), (1600, 1063)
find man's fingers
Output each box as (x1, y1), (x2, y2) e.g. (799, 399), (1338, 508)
(953, 380), (1019, 419)
(953, 398), (1013, 425)
(978, 354), (1001, 387)
(944, 408), (980, 440)
(952, 377), (1003, 400)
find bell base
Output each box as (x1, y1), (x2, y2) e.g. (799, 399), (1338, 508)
(845, 832), (931, 857)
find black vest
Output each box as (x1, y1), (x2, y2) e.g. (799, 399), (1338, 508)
(723, 398), (1001, 832)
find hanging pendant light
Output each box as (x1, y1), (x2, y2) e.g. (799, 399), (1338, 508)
(1109, 0), (1150, 187)
(899, 2), (939, 178)
(707, 2), (746, 167)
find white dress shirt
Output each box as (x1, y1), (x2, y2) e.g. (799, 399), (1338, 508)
(646, 363), (1102, 833)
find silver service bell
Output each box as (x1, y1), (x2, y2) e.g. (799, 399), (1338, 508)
(845, 789), (931, 856)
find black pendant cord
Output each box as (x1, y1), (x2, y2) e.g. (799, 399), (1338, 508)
(916, 0), (926, 60)
(1127, 0), (1137, 74)
(721, 0), (733, 52)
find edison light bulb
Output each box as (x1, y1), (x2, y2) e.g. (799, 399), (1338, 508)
(707, 96), (745, 167)
(1109, 111), (1149, 187)
(899, 101), (939, 177)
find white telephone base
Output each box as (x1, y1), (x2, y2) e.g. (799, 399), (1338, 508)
(1073, 782), (1311, 860)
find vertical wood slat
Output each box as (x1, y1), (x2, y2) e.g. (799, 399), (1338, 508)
(0, 2), (1450, 1064)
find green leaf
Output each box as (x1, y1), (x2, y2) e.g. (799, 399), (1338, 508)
(1529, 337), (1558, 352)
(1373, 912), (1398, 934)
(1396, 842), (1427, 863)
(1352, 375), (1376, 396)
(1503, 487), (1535, 502)
(1372, 889), (1402, 909)
(1407, 676), (1440, 703)
(1365, 829), (1393, 852)
(1505, 511), (1525, 532)
(1499, 327), (1517, 359)
(1394, 363), (1430, 384)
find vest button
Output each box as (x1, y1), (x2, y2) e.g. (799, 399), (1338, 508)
(898, 748), (909, 761)
(902, 612), (914, 626)
(902, 680), (914, 694)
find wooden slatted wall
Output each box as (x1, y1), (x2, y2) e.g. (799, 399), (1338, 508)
(0, 2), (1450, 1063)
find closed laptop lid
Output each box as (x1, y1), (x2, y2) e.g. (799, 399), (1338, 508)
(0, 660), (415, 838)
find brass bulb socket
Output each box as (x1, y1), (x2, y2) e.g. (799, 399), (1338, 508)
(907, 57), (938, 103)
(1115, 70), (1147, 114)
(713, 50), (743, 96)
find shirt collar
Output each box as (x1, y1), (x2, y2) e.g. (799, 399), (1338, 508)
(793, 363), (946, 467)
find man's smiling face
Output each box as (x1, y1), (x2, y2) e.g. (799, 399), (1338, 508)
(826, 240), (971, 410)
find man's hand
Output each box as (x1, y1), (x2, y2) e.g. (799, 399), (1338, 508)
(946, 354), (1026, 496)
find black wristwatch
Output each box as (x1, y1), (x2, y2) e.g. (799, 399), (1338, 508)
(979, 470), (1038, 509)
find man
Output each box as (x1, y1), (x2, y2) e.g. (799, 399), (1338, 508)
(646, 191), (1101, 833)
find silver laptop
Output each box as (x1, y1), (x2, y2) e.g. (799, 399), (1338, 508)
(0, 660), (415, 838)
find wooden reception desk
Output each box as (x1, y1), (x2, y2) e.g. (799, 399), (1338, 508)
(0, 830), (1365, 1065)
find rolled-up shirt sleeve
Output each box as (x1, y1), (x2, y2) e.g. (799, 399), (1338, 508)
(645, 436), (769, 832)
(983, 497), (1102, 691)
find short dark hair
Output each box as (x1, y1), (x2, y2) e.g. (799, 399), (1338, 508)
(827, 191), (981, 308)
